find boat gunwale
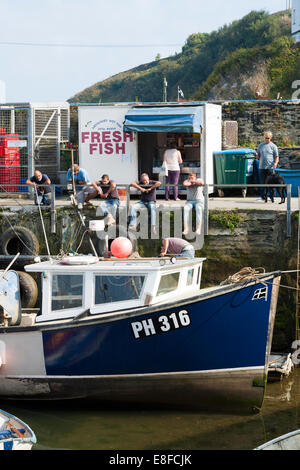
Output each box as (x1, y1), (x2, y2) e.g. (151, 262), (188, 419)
(254, 429), (300, 450)
(0, 270), (281, 333)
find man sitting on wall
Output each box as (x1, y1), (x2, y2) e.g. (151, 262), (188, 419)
(86, 174), (120, 226)
(26, 170), (51, 206)
(129, 173), (161, 233)
(66, 164), (94, 210)
(182, 172), (204, 236)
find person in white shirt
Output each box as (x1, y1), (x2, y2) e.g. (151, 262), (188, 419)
(163, 143), (182, 200)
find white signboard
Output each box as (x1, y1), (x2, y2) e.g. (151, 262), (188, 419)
(7, 140), (27, 148)
(78, 106), (138, 184)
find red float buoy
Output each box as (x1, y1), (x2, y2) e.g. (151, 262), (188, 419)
(110, 237), (133, 258)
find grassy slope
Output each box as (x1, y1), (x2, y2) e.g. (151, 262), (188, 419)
(69, 10), (298, 103)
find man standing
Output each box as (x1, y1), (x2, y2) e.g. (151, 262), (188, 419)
(26, 170), (51, 205)
(86, 174), (120, 225)
(66, 164), (94, 209)
(257, 132), (279, 200)
(129, 173), (161, 233)
(182, 172), (204, 235)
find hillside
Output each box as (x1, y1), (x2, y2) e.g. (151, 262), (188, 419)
(69, 9), (298, 103)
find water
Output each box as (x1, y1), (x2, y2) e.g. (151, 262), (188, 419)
(2, 369), (300, 451)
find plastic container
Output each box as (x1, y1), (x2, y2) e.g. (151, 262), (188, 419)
(19, 178), (29, 193)
(274, 168), (300, 197)
(213, 148), (257, 197)
(117, 188), (127, 201)
(89, 220), (105, 231)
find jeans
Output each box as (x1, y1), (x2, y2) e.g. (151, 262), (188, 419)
(129, 201), (156, 227)
(183, 200), (203, 225)
(177, 245), (195, 259)
(35, 193), (51, 205)
(98, 199), (120, 219)
(76, 186), (95, 204)
(259, 169), (273, 198)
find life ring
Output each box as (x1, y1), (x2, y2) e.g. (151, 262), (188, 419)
(0, 226), (39, 257)
(16, 271), (38, 308)
(60, 255), (99, 265)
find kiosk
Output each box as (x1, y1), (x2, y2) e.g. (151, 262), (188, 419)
(78, 103), (222, 194)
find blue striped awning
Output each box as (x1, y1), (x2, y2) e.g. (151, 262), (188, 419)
(123, 106), (203, 133)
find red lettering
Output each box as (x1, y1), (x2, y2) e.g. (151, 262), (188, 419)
(89, 143), (98, 154)
(123, 132), (133, 142)
(81, 132), (90, 143)
(115, 143), (126, 154)
(104, 143), (114, 154)
(112, 131), (122, 142)
(102, 131), (111, 142)
(91, 132), (100, 143)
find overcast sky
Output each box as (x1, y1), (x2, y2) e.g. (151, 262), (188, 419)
(0, 0), (291, 103)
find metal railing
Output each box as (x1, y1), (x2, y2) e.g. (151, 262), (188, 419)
(0, 181), (293, 237)
(204, 183), (292, 237)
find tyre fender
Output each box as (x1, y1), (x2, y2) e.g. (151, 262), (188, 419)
(0, 226), (39, 256)
(16, 271), (38, 308)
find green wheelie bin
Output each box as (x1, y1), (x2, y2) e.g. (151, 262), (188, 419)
(213, 148), (257, 197)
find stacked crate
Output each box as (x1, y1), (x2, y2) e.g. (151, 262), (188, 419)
(0, 128), (20, 191)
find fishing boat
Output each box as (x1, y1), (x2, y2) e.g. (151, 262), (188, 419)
(0, 409), (36, 450)
(255, 429), (300, 450)
(0, 248), (281, 411)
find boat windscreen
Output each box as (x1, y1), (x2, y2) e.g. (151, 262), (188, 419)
(94, 275), (145, 304)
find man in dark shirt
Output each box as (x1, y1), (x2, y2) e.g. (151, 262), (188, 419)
(26, 170), (51, 205)
(86, 174), (120, 225)
(129, 173), (161, 232)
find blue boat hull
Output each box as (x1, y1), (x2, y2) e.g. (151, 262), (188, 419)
(0, 273), (280, 411)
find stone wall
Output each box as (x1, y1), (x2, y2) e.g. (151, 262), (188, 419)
(201, 209), (298, 351)
(222, 101), (300, 168)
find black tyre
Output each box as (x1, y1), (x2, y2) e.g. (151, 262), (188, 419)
(17, 271), (38, 308)
(0, 226), (39, 256)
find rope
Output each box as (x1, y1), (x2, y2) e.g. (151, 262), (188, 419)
(34, 186), (52, 262)
(220, 267), (266, 285)
(75, 230), (89, 252)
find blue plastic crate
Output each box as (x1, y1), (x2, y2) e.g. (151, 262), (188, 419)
(274, 169), (300, 197)
(19, 178), (28, 192)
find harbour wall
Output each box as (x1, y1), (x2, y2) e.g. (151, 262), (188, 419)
(0, 205), (297, 351)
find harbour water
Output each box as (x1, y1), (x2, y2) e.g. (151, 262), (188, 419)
(1, 368), (300, 451)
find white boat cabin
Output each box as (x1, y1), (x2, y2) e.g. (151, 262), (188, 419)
(24, 256), (205, 323)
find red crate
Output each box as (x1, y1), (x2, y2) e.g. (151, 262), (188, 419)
(0, 133), (19, 148)
(0, 148), (20, 157)
(0, 166), (20, 192)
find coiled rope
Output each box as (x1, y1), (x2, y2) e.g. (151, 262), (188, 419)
(220, 267), (266, 285)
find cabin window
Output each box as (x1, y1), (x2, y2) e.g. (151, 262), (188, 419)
(157, 272), (180, 296)
(94, 275), (145, 304)
(187, 269), (194, 286)
(52, 274), (83, 311)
